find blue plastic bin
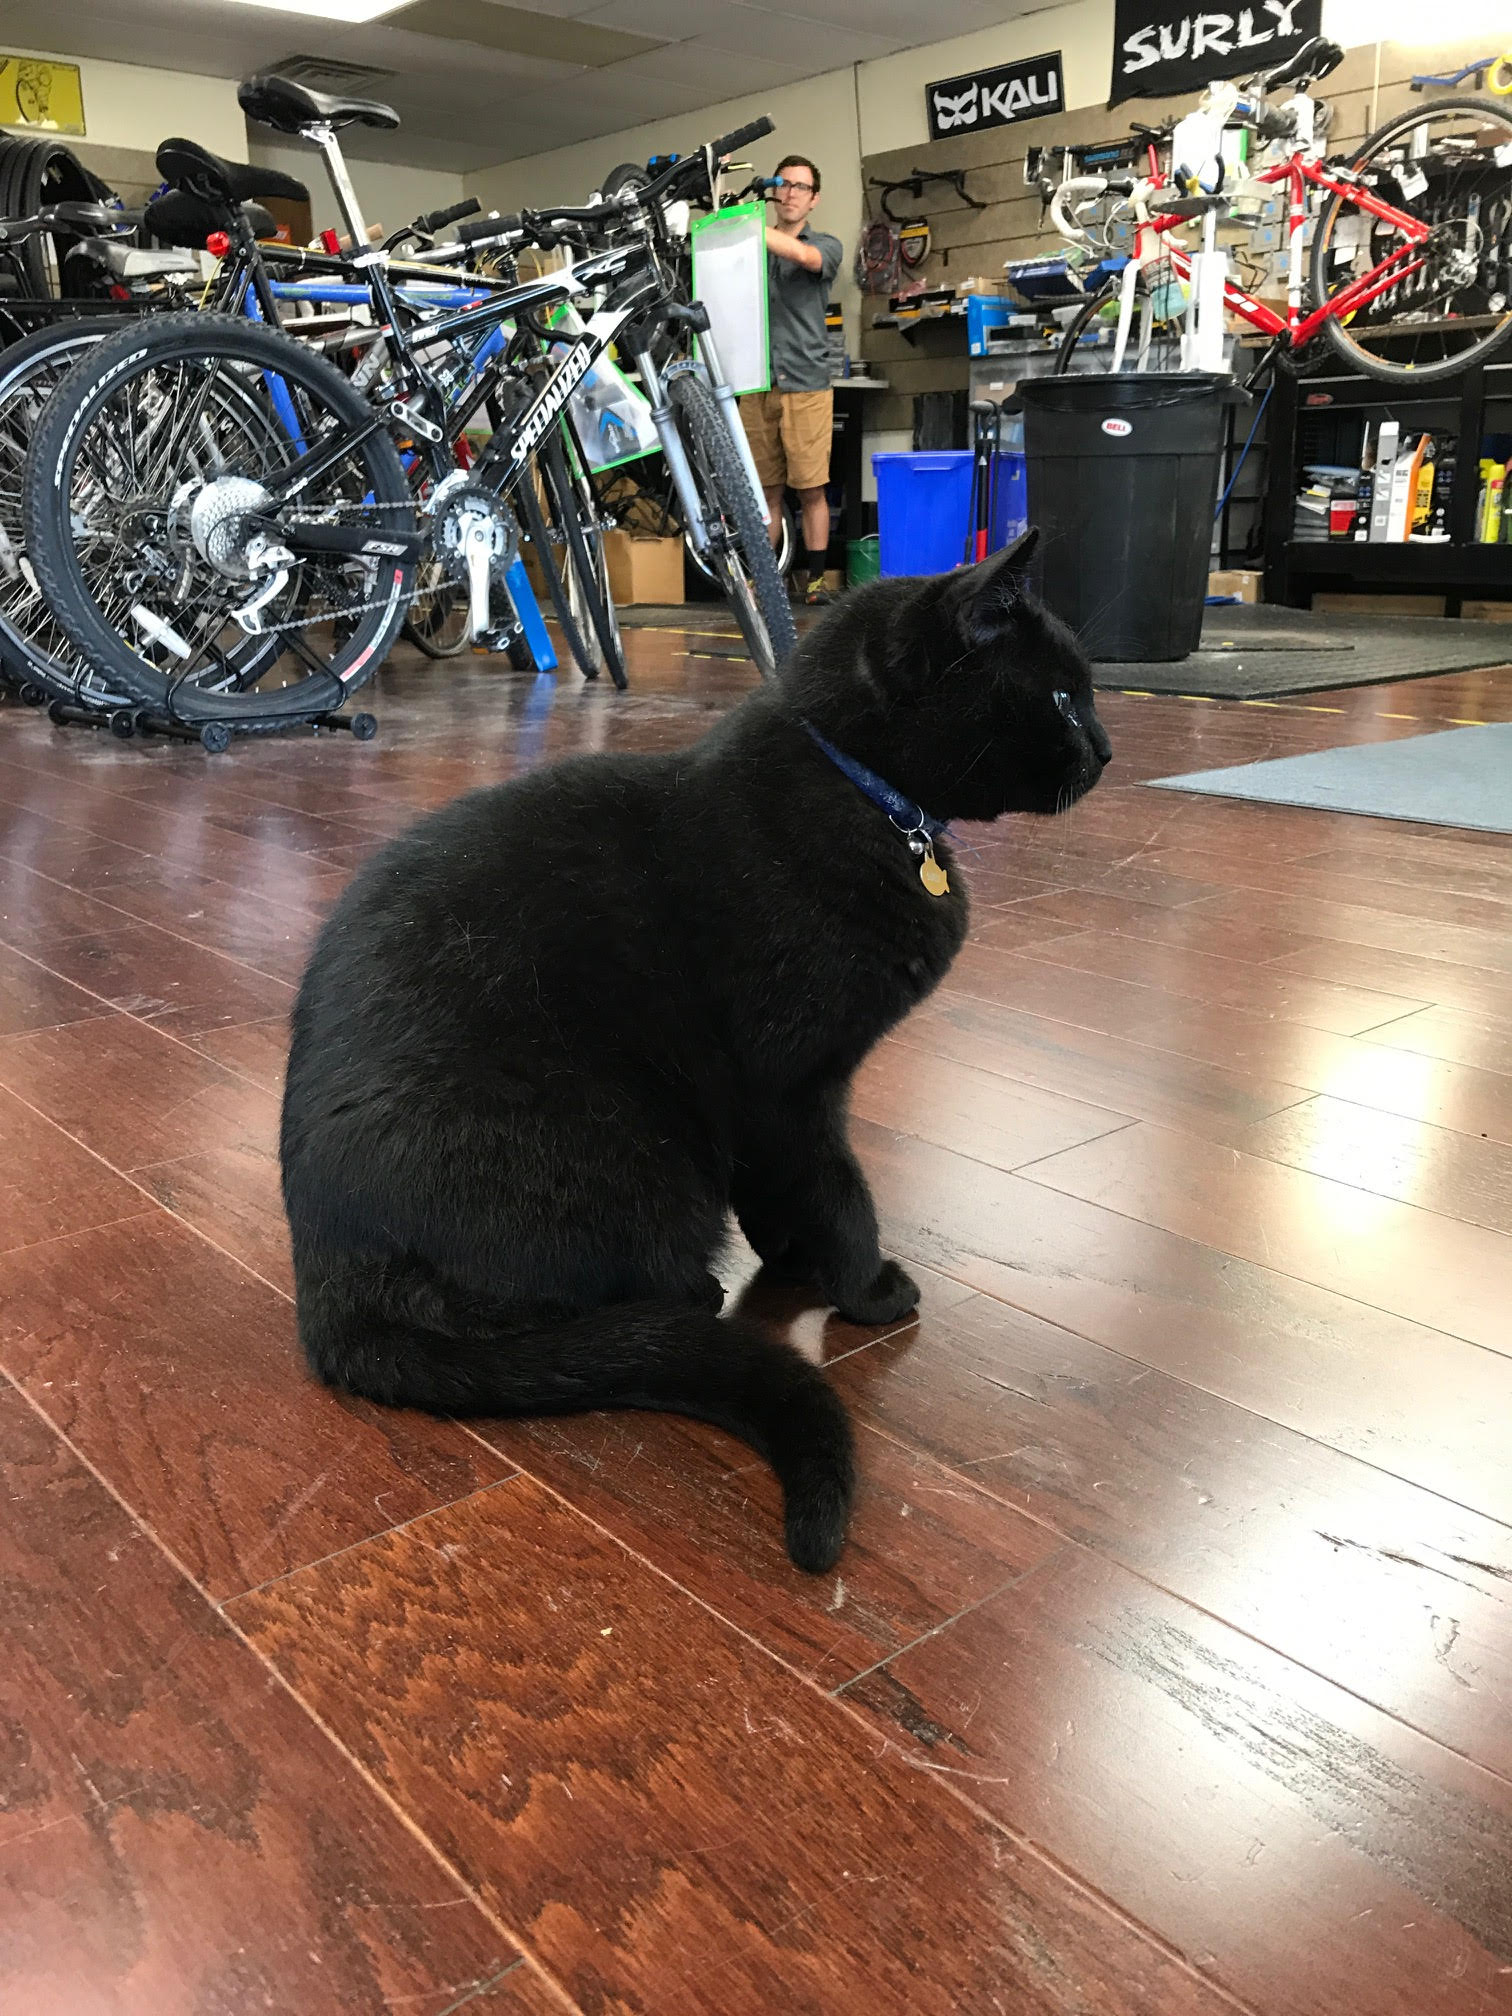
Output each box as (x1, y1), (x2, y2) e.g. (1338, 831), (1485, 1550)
(873, 451), (973, 576)
(872, 450), (1029, 577)
(990, 450), (1029, 552)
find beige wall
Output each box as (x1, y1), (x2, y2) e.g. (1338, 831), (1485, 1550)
(248, 140), (466, 241)
(855, 0), (1117, 152)
(0, 43), (247, 158)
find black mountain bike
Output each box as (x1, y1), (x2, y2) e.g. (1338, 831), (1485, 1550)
(23, 78), (794, 745)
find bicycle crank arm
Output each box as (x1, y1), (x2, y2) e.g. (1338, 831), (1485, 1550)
(464, 522), (493, 641)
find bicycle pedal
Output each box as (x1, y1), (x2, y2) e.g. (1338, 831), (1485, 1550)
(474, 624), (523, 655)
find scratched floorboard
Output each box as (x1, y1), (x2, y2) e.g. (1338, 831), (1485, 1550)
(1, 635), (1510, 2012)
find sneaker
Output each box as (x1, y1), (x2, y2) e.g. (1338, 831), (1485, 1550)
(804, 577), (837, 607)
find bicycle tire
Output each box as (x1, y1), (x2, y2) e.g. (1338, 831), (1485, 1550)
(1311, 96), (1512, 385)
(666, 370), (797, 679)
(1051, 279), (1120, 373)
(24, 312), (414, 725)
(0, 319), (137, 710)
(512, 455), (600, 677)
(402, 555), (471, 658)
(542, 424), (626, 689)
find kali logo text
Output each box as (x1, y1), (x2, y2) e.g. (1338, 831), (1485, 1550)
(931, 66), (1059, 130)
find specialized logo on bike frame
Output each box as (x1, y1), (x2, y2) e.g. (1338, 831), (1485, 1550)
(509, 336), (604, 470)
(926, 51), (1063, 140)
(1109, 0), (1320, 106)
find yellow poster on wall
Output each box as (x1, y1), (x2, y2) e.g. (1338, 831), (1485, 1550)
(0, 55), (85, 137)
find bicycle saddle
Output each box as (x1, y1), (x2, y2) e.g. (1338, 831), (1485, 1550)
(1257, 35), (1344, 92)
(155, 137), (309, 209)
(145, 189), (278, 247)
(1161, 192), (1230, 218)
(238, 73), (401, 135)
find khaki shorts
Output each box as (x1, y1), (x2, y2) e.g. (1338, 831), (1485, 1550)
(739, 389), (833, 492)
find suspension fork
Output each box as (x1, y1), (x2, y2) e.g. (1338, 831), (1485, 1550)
(690, 321), (770, 526)
(633, 346), (712, 553)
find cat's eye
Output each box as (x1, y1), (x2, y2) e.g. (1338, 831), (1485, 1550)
(1051, 689), (1078, 724)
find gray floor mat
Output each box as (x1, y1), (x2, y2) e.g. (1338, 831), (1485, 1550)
(1147, 721), (1512, 834)
(1094, 605), (1512, 699)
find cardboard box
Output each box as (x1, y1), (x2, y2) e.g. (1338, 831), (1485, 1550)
(604, 530), (684, 606)
(1208, 569), (1260, 603)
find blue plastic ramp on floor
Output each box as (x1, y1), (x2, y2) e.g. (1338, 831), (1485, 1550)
(505, 557), (557, 672)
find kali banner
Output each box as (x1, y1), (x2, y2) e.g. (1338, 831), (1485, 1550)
(1109, 0), (1321, 106)
(926, 51), (1065, 141)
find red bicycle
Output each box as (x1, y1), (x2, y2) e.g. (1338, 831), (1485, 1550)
(1048, 37), (1512, 385)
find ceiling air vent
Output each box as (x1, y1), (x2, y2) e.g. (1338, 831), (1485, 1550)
(271, 55), (398, 91)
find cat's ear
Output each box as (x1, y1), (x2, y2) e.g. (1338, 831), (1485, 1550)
(940, 527), (1039, 639)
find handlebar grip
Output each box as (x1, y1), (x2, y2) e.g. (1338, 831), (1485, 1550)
(416, 196), (481, 234)
(709, 115), (774, 159)
(456, 210), (520, 245)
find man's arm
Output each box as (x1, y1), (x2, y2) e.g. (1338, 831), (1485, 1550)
(765, 226), (824, 272)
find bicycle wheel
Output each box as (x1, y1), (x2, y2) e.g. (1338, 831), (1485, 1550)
(1051, 271), (1185, 374)
(1311, 97), (1512, 384)
(402, 550), (471, 658)
(0, 319), (136, 710)
(666, 370), (796, 679)
(24, 312), (415, 726)
(512, 454), (600, 678)
(594, 460), (798, 582)
(540, 425), (626, 688)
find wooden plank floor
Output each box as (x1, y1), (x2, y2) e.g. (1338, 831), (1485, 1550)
(1, 632), (1510, 2015)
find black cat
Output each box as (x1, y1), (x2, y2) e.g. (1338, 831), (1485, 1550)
(280, 534), (1110, 1572)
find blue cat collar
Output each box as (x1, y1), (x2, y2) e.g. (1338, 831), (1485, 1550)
(802, 724), (948, 843)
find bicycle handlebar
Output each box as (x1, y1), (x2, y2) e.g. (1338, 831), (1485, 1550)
(1049, 175), (1112, 242)
(449, 114), (774, 262)
(1252, 34), (1343, 94)
(455, 208), (525, 245)
(414, 195), (481, 235)
(708, 115), (774, 160)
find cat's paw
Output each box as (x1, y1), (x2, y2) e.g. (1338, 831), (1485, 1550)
(832, 1260), (921, 1328)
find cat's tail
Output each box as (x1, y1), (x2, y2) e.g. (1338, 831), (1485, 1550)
(301, 1278), (855, 1574)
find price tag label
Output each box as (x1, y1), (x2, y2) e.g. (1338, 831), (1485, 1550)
(1396, 165), (1428, 203)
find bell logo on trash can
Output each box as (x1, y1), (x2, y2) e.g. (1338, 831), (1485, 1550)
(1101, 417), (1134, 438)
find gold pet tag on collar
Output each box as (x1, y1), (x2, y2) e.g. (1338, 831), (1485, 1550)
(919, 836), (950, 897)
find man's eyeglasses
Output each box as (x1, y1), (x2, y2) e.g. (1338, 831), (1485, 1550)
(771, 176), (815, 193)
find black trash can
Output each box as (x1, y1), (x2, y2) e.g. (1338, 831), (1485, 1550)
(1020, 374), (1234, 662)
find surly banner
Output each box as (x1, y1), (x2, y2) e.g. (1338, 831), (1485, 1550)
(1108, 0), (1321, 105)
(926, 51), (1065, 140)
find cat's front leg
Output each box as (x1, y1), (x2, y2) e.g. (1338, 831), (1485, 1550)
(734, 1113), (920, 1327)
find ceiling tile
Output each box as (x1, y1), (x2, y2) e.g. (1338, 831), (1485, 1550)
(605, 39), (802, 92)
(679, 3), (905, 65)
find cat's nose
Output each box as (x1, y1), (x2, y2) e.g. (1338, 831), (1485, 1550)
(1086, 710), (1113, 766)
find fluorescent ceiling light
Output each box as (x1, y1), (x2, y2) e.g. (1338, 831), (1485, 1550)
(218, 0), (411, 23)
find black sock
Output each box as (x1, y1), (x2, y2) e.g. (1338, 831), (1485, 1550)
(804, 546), (828, 585)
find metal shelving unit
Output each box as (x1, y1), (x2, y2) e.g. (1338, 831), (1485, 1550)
(1263, 357), (1512, 614)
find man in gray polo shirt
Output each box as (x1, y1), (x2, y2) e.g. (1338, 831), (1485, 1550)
(739, 155), (843, 605)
